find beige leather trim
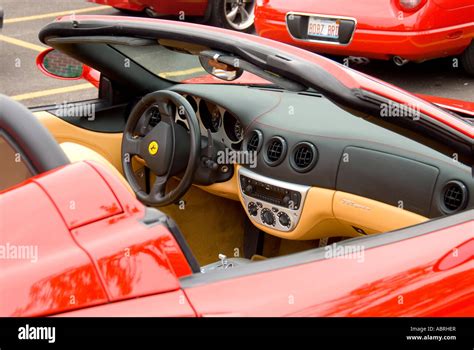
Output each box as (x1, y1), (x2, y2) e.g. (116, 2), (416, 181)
(197, 168), (240, 201)
(60, 142), (133, 194)
(0, 136), (32, 192)
(333, 191), (428, 234)
(35, 111), (123, 172)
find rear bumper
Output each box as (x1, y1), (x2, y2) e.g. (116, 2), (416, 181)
(256, 16), (473, 61)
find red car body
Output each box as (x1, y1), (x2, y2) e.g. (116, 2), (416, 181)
(2, 15), (473, 317)
(0, 161), (193, 317)
(88, 0), (209, 16)
(1, 159), (473, 317)
(254, 0), (474, 63)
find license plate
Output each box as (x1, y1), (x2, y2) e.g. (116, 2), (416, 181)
(307, 17), (340, 39)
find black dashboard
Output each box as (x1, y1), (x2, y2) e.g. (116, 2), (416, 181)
(170, 84), (473, 220)
(176, 94), (244, 151)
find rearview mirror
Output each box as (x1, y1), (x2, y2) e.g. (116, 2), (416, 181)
(36, 48), (100, 87)
(199, 55), (243, 81)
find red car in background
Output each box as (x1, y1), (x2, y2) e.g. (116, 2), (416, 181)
(255, 0), (474, 75)
(88, 0), (257, 32)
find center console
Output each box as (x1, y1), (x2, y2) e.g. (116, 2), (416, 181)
(238, 167), (310, 232)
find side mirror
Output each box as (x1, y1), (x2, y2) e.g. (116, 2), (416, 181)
(36, 48), (100, 88)
(199, 55), (243, 81)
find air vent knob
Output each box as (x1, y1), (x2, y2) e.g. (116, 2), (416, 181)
(278, 213), (291, 227)
(261, 209), (275, 226)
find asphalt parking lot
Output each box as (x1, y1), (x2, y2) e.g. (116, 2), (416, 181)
(0, 0), (117, 107)
(0, 0), (473, 109)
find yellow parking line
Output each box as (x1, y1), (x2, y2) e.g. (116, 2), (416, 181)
(4, 5), (111, 24)
(11, 83), (95, 101)
(0, 34), (45, 52)
(160, 67), (205, 78)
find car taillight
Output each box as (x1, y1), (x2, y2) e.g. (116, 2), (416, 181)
(398, 0), (427, 12)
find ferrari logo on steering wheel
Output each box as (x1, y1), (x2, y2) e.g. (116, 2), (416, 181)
(148, 141), (159, 155)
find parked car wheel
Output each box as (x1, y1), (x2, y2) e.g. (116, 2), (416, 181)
(210, 0), (255, 33)
(461, 41), (474, 76)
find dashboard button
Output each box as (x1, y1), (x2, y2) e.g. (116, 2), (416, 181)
(248, 202), (258, 216)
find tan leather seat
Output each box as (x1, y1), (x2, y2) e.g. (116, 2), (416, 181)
(60, 142), (133, 194)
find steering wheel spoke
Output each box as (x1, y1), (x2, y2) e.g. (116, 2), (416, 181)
(156, 99), (175, 121)
(151, 175), (168, 199)
(123, 134), (143, 157)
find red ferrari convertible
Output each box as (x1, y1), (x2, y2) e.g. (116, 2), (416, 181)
(89, 0), (257, 32)
(254, 0), (474, 75)
(0, 15), (473, 317)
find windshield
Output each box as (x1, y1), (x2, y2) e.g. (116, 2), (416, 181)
(111, 43), (272, 86)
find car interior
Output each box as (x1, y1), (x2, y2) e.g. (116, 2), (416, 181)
(2, 27), (473, 275)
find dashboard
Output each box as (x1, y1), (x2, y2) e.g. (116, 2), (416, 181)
(175, 95), (244, 150)
(167, 84), (473, 238)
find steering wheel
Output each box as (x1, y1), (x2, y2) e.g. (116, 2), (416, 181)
(0, 94), (70, 174)
(121, 90), (201, 206)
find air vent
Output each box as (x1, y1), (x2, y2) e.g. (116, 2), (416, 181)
(441, 181), (468, 213)
(265, 136), (287, 166)
(291, 142), (318, 173)
(246, 130), (263, 153)
(295, 146), (313, 167)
